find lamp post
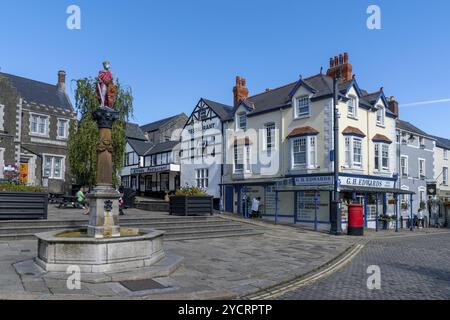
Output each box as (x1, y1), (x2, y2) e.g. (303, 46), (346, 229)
(330, 75), (343, 235)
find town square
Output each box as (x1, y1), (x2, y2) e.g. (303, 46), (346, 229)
(0, 0), (449, 310)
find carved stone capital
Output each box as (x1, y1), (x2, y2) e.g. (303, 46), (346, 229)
(92, 107), (120, 129)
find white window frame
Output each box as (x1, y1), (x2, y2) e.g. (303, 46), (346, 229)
(418, 158), (426, 179)
(294, 96), (310, 119)
(0, 104), (4, 132)
(42, 154), (65, 180)
(344, 136), (363, 169)
(381, 144), (390, 171)
(400, 155), (408, 177)
(29, 113), (50, 137)
(195, 168), (209, 189)
(418, 187), (426, 203)
(374, 142), (390, 172)
(56, 118), (69, 139)
(347, 95), (358, 119)
(233, 144), (251, 173)
(264, 123), (276, 156)
(236, 112), (247, 131)
(376, 105), (385, 127)
(291, 136), (317, 170)
(443, 167), (449, 186)
(444, 149), (448, 161)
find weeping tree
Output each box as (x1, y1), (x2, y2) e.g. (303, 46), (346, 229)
(68, 78), (133, 187)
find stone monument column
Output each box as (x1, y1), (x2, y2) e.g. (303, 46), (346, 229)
(87, 61), (121, 239)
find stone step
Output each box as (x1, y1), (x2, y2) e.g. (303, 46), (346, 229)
(0, 221), (247, 235)
(0, 215), (224, 228)
(0, 227), (263, 241)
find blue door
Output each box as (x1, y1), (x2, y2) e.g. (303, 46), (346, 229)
(225, 186), (234, 213)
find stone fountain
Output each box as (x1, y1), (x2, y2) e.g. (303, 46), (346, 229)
(34, 62), (166, 273)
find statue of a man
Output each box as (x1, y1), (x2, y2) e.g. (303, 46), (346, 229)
(96, 60), (117, 109)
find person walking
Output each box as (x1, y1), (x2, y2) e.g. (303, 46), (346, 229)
(76, 188), (89, 215)
(251, 197), (260, 218)
(417, 208), (424, 228)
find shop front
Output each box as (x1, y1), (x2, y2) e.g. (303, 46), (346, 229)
(223, 173), (415, 232)
(130, 163), (180, 197)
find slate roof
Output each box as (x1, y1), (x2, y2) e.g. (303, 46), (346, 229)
(140, 113), (186, 133)
(202, 98), (233, 121)
(125, 122), (147, 141)
(0, 72), (72, 110)
(144, 140), (180, 156)
(128, 139), (154, 156)
(396, 119), (430, 137)
(430, 135), (450, 150)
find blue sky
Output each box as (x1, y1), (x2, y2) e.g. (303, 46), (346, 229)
(1, 0), (449, 137)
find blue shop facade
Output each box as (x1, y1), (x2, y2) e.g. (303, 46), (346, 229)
(221, 172), (414, 231)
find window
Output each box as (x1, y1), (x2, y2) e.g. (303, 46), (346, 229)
(419, 137), (425, 148)
(376, 107), (385, 126)
(347, 96), (357, 118)
(264, 123), (275, 156)
(196, 169), (209, 189)
(125, 152), (138, 166)
(200, 108), (207, 120)
(419, 159), (426, 178)
(353, 138), (362, 168)
(160, 173), (169, 191)
(419, 189), (426, 203)
(291, 136), (317, 169)
(443, 167), (449, 186)
(295, 96), (310, 118)
(444, 150), (448, 160)
(345, 137), (351, 167)
(400, 156), (408, 177)
(121, 176), (130, 188)
(382, 144), (389, 170)
(57, 119), (69, 139)
(374, 143), (389, 171)
(237, 112), (247, 130)
(43, 155), (64, 179)
(144, 156), (151, 167)
(30, 114), (49, 135)
(234, 144), (251, 173)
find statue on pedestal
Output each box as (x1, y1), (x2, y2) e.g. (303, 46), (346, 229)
(87, 61), (121, 239)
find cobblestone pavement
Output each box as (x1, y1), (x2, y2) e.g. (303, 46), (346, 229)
(280, 232), (450, 300)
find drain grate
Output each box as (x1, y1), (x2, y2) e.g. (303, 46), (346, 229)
(119, 279), (168, 292)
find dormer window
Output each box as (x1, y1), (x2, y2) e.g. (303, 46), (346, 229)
(237, 112), (247, 130)
(347, 95), (357, 118)
(376, 106), (385, 126)
(295, 96), (310, 118)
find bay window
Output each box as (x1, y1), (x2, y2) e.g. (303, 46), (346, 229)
(374, 143), (390, 171)
(291, 136), (317, 169)
(344, 136), (363, 169)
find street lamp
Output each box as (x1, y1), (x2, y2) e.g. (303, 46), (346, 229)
(330, 74), (343, 235)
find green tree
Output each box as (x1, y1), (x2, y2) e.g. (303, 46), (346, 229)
(68, 77), (133, 187)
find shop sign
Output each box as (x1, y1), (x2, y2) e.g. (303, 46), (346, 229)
(338, 176), (395, 189)
(131, 165), (170, 174)
(294, 175), (333, 186)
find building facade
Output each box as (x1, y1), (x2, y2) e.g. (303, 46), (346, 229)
(220, 53), (411, 230)
(396, 120), (435, 217)
(430, 135), (450, 226)
(180, 98), (233, 208)
(0, 71), (76, 192)
(120, 114), (186, 197)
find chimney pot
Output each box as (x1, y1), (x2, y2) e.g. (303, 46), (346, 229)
(344, 52), (349, 64)
(233, 75), (249, 106)
(339, 54), (344, 65)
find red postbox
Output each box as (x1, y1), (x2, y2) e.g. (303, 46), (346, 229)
(348, 204), (364, 236)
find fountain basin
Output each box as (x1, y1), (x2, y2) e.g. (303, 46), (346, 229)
(35, 228), (165, 273)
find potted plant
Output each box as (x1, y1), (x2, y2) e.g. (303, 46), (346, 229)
(169, 185), (213, 216)
(0, 182), (48, 220)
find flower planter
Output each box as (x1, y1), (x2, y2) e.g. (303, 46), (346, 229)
(169, 195), (213, 216)
(0, 192), (48, 220)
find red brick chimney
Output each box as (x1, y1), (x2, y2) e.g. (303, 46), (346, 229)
(57, 70), (66, 92)
(387, 96), (399, 116)
(326, 52), (353, 82)
(233, 76), (249, 106)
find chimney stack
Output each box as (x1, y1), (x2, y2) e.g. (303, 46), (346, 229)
(387, 96), (399, 116)
(57, 70), (66, 92)
(326, 52), (353, 82)
(233, 76), (249, 106)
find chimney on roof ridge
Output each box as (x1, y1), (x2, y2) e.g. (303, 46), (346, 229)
(326, 52), (353, 82)
(57, 70), (66, 92)
(387, 96), (399, 116)
(233, 76), (249, 106)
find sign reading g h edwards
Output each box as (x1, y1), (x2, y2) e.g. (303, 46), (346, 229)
(338, 176), (395, 189)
